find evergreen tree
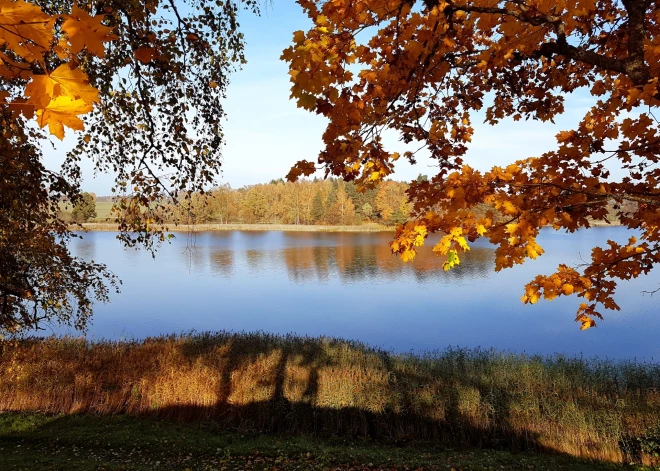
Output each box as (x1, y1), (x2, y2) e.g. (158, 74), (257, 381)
(311, 191), (324, 223)
(345, 181), (378, 221)
(325, 185), (338, 214)
(390, 209), (408, 225)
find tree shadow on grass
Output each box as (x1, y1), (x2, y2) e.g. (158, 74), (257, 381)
(171, 333), (608, 461)
(4, 333), (654, 467)
(0, 412), (629, 471)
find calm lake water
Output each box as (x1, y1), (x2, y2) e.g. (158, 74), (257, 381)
(56, 227), (659, 360)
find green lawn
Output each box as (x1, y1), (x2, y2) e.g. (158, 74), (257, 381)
(92, 201), (114, 220)
(58, 201), (114, 222)
(0, 412), (647, 471)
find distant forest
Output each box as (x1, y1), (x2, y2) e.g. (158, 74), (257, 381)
(90, 178), (418, 226)
(73, 176), (633, 227)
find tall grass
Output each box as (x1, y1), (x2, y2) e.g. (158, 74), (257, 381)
(1, 332), (659, 464)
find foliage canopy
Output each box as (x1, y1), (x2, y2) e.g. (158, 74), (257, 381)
(283, 0), (660, 328)
(0, 0), (256, 331)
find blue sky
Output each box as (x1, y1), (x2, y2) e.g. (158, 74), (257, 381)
(42, 0), (599, 195)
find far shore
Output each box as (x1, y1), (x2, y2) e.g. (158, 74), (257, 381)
(73, 220), (622, 233)
(73, 222), (395, 233)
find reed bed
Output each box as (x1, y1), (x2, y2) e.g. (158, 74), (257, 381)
(1, 332), (659, 465)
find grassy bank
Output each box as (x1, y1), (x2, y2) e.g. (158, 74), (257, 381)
(1, 333), (660, 466)
(0, 413), (644, 470)
(74, 222), (393, 232)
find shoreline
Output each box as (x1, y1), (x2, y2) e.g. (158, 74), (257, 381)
(73, 220), (623, 233)
(73, 222), (395, 232)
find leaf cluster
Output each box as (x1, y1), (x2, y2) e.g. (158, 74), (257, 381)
(284, 0), (660, 328)
(0, 0), (257, 331)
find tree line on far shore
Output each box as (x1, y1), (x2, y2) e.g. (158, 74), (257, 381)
(61, 177), (423, 226)
(63, 175), (633, 227)
(176, 178), (414, 226)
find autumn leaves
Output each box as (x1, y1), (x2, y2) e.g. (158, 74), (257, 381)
(282, 0), (660, 329)
(0, 2), (116, 138)
(27, 66), (98, 139)
(2, 0), (658, 331)
(1, 0), (255, 331)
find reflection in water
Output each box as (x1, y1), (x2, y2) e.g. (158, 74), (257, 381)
(180, 245), (208, 273)
(312, 246), (331, 282)
(61, 228), (660, 360)
(245, 249), (266, 272)
(72, 239), (96, 260)
(210, 249), (234, 277)
(280, 243), (493, 283)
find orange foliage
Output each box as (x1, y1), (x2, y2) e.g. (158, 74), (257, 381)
(0, 0), (116, 138)
(283, 0), (660, 328)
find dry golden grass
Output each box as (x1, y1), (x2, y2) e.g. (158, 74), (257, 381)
(1, 333), (659, 465)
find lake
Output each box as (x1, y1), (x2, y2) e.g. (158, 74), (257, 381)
(56, 227), (659, 360)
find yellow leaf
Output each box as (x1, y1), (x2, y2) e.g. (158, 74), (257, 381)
(476, 224), (487, 236)
(62, 4), (117, 57)
(456, 236), (470, 251)
(401, 249), (415, 262)
(36, 96), (93, 139)
(25, 65), (99, 109)
(579, 318), (596, 330)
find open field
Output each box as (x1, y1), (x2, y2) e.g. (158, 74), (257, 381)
(1, 332), (659, 466)
(91, 201), (114, 220)
(58, 201), (114, 222)
(0, 412), (646, 471)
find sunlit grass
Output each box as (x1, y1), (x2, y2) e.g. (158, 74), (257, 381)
(1, 332), (659, 465)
